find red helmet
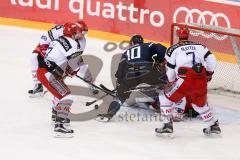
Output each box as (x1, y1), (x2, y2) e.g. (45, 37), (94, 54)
(63, 22), (82, 37)
(75, 20), (88, 35)
(177, 25), (189, 40)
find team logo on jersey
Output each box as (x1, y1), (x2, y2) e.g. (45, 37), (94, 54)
(41, 35), (47, 41)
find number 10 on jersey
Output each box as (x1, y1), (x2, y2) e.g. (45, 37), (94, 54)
(126, 46), (141, 61)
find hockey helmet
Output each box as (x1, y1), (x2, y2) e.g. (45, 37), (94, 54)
(130, 34), (144, 45)
(63, 22), (83, 38)
(75, 20), (88, 35)
(176, 25), (189, 40)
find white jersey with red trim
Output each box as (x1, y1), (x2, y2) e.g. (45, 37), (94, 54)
(39, 24), (86, 52)
(165, 41), (217, 82)
(45, 36), (83, 72)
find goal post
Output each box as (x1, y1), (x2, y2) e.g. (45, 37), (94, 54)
(171, 23), (240, 96)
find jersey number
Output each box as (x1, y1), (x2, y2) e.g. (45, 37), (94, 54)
(186, 52), (196, 65)
(45, 47), (53, 57)
(126, 46), (141, 61)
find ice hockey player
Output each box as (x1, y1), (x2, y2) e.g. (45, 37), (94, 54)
(155, 25), (221, 136)
(37, 22), (88, 137)
(97, 35), (167, 122)
(28, 21), (98, 97)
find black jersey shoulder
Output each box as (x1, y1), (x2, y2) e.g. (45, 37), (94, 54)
(166, 43), (181, 57)
(56, 36), (72, 52)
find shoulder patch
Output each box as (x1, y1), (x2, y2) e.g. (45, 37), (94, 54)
(166, 43), (181, 57)
(57, 36), (72, 52)
(41, 35), (47, 41)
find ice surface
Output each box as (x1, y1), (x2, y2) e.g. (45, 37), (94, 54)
(0, 25), (240, 160)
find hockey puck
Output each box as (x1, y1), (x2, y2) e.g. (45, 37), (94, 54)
(94, 105), (99, 110)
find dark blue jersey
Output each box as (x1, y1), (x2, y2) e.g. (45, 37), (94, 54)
(122, 42), (166, 63)
(115, 42), (166, 80)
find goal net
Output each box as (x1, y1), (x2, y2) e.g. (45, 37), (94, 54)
(171, 23), (240, 97)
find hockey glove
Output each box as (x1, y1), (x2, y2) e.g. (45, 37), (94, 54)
(66, 65), (79, 78)
(206, 71), (214, 82)
(51, 66), (64, 80)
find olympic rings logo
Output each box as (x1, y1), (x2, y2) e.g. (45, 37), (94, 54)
(173, 7), (231, 40)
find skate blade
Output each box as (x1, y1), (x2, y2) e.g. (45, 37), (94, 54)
(156, 132), (174, 138)
(29, 91), (47, 98)
(204, 130), (221, 136)
(51, 121), (70, 128)
(95, 116), (111, 122)
(53, 132), (74, 138)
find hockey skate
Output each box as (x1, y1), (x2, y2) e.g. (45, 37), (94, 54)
(155, 121), (174, 138)
(51, 108), (57, 122)
(172, 108), (185, 122)
(203, 120), (221, 135)
(95, 113), (114, 122)
(28, 84), (45, 98)
(54, 117), (74, 138)
(51, 108), (70, 127)
(96, 101), (121, 122)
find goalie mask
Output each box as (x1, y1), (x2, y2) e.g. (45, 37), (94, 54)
(130, 35), (144, 46)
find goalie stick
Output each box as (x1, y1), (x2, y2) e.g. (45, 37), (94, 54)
(124, 85), (162, 93)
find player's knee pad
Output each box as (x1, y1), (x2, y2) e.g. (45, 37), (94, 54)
(173, 97), (186, 110)
(158, 94), (174, 116)
(30, 53), (39, 71)
(30, 53), (41, 84)
(55, 95), (73, 118)
(51, 97), (60, 108)
(192, 103), (214, 122)
(59, 95), (73, 106)
(159, 94), (172, 106)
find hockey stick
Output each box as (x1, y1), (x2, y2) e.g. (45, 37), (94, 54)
(86, 88), (117, 106)
(124, 86), (160, 93)
(76, 75), (116, 97)
(99, 84), (116, 94)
